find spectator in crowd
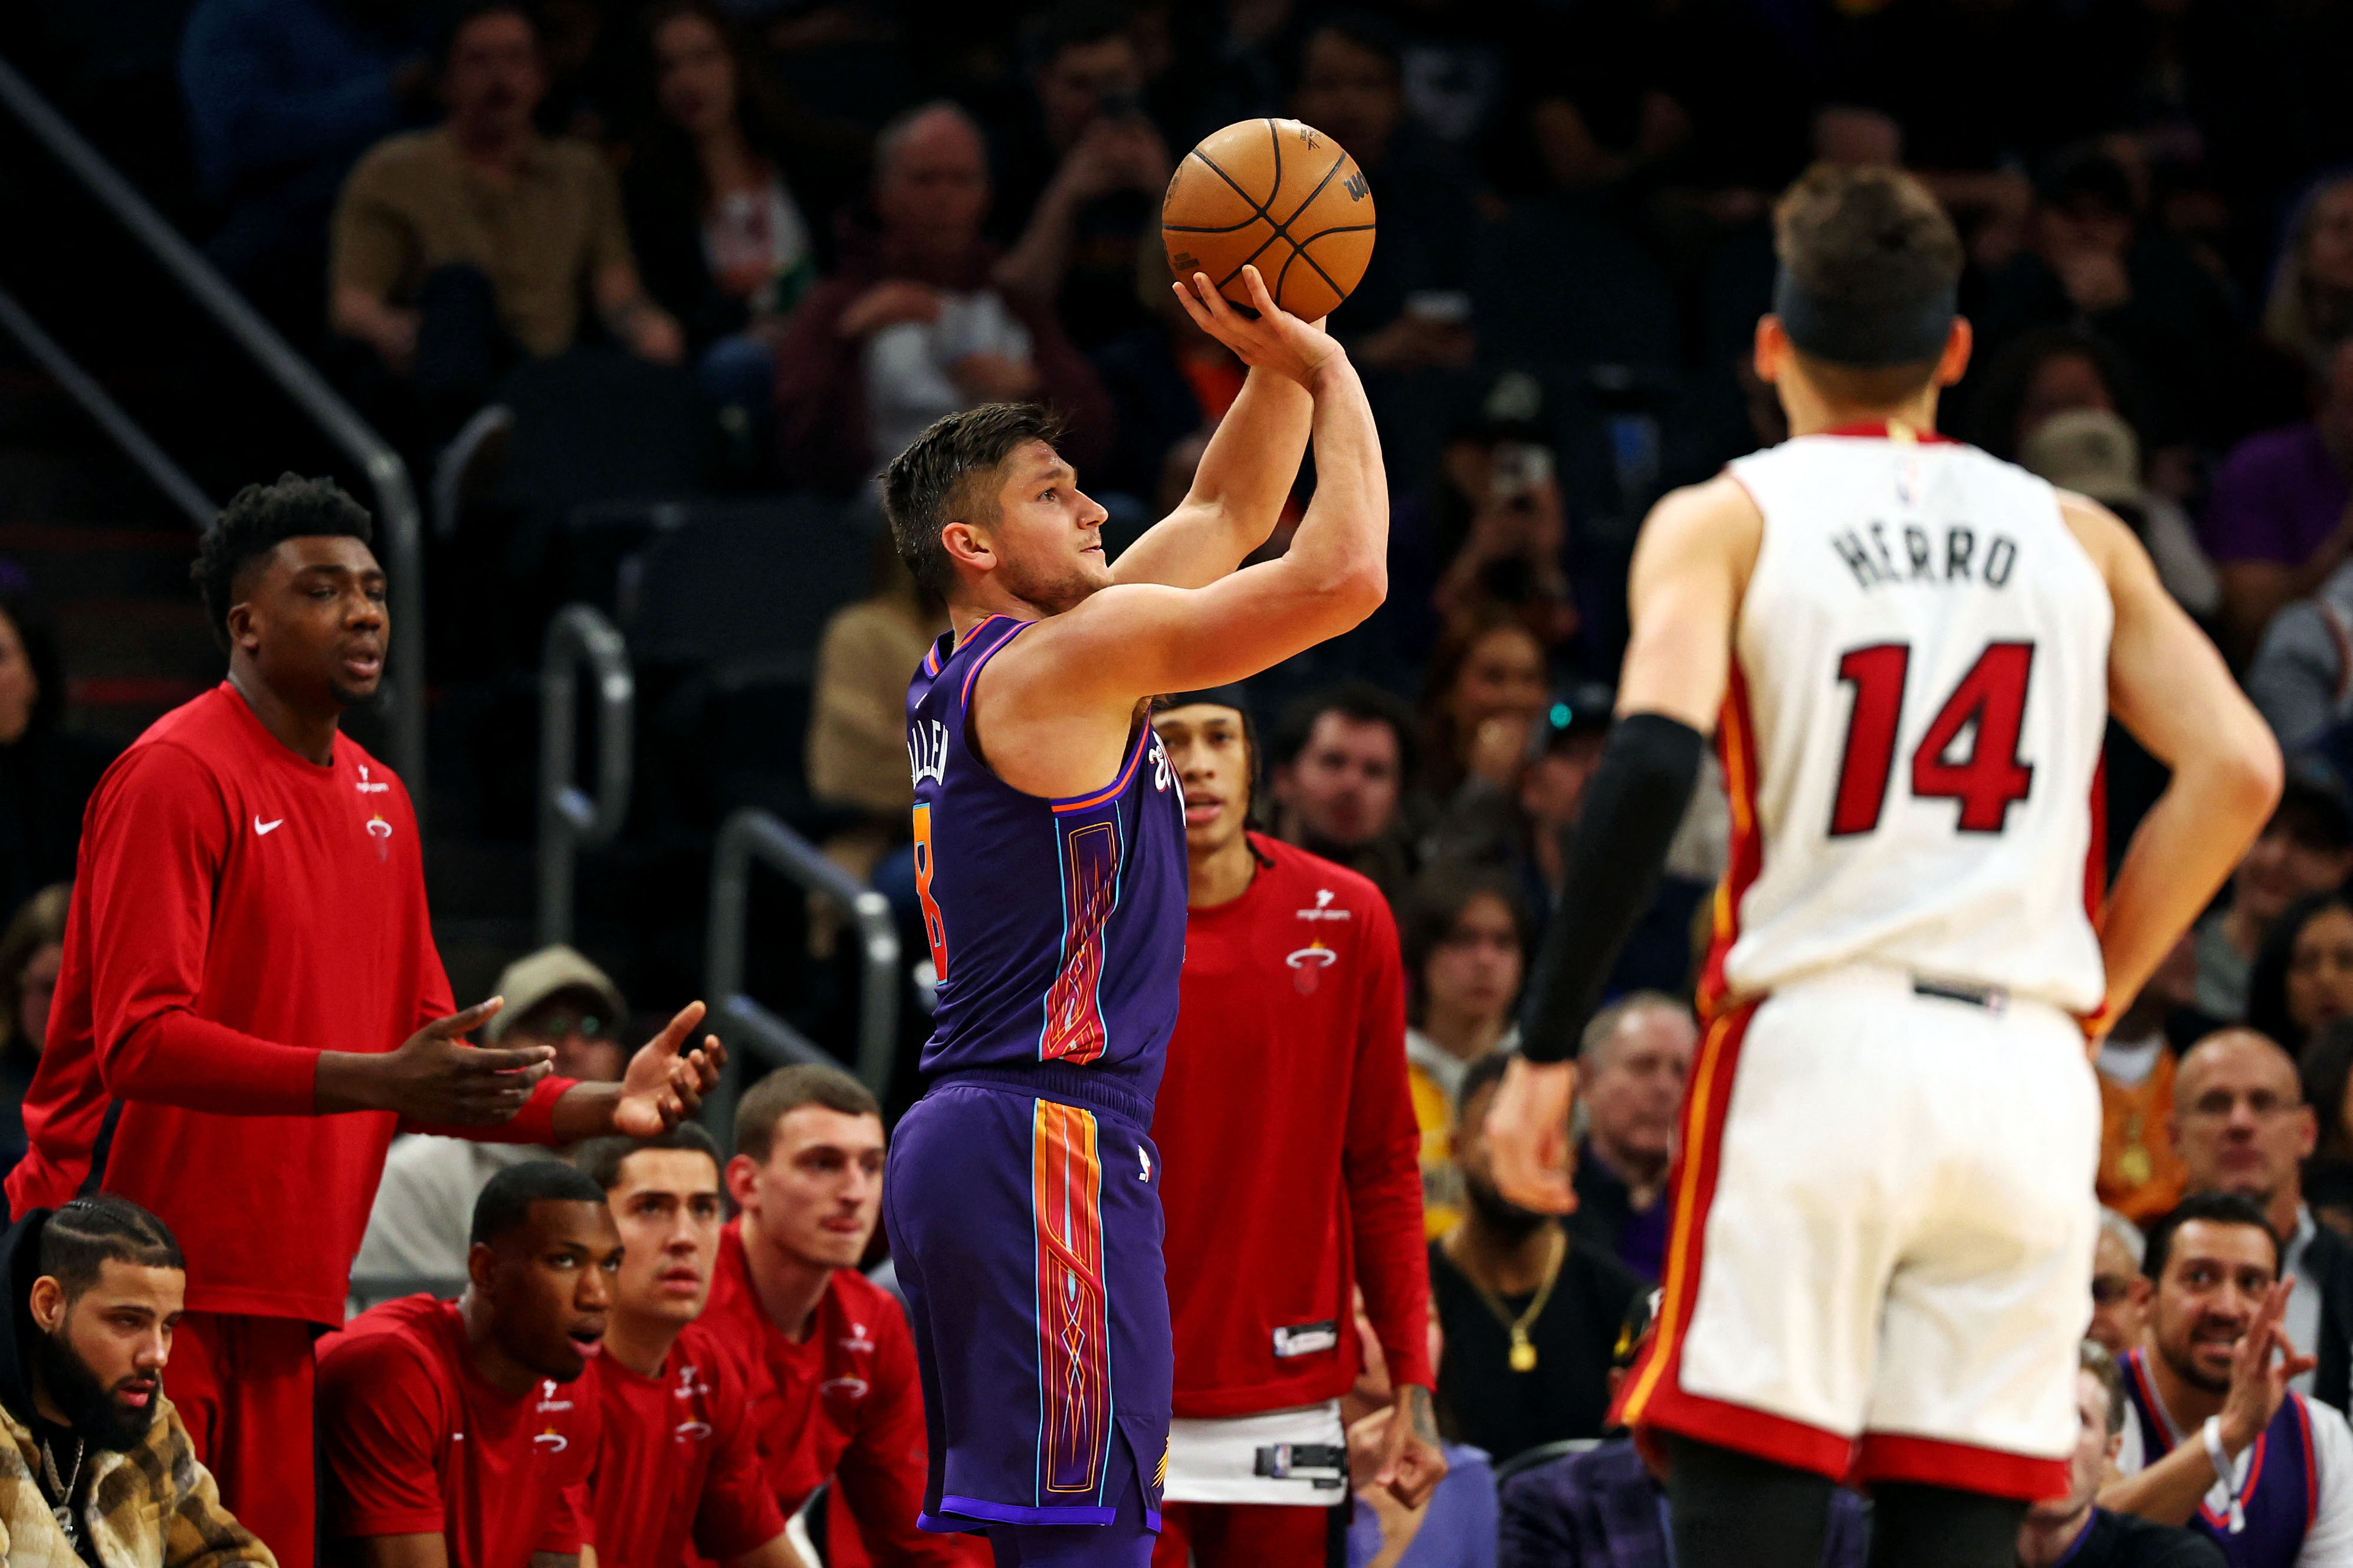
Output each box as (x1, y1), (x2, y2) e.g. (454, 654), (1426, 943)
(2099, 939), (2200, 1224)
(1400, 868), (1529, 1238)
(1963, 324), (2147, 468)
(0, 882), (67, 1173)
(329, 2), (683, 425)
(701, 1065), (972, 1564)
(2201, 337), (2353, 662)
(2243, 553), (2353, 754)
(1430, 1050), (1645, 1468)
(0, 1196), (274, 1568)
(807, 536), (946, 886)
(179, 0), (432, 321)
(1341, 1296), (1495, 1568)
(2191, 783), (2353, 1026)
(1424, 439), (1578, 663)
(2022, 408), (2219, 622)
(1426, 683), (1611, 923)
(770, 99), (1111, 492)
(1147, 689), (1438, 1566)
(351, 944), (631, 1294)
(1288, 12), (1478, 369)
(1497, 1293), (1868, 1568)
(2248, 888), (2353, 1059)
(571, 1125), (800, 1568)
(2101, 1194), (2353, 1559)
(2092, 1209), (2154, 1360)
(1089, 238), (1253, 508)
(0, 588), (110, 923)
(319, 1162), (612, 1568)
(1416, 610), (1551, 808)
(989, 1), (1172, 353)
(1564, 994), (1694, 1284)
(2263, 175), (2353, 370)
(2302, 1021), (2353, 1227)
(2168, 1029), (2353, 1408)
(2017, 1343), (2224, 1568)
(1265, 682), (1422, 906)
(623, 1), (828, 445)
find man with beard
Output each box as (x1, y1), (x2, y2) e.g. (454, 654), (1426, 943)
(0, 1196), (271, 1568)
(317, 1160), (613, 1568)
(1267, 684), (1422, 907)
(1430, 1050), (1643, 1468)
(1144, 689), (1439, 1567)
(2014, 1344), (2220, 1568)
(571, 1124), (801, 1568)
(2105, 1193), (2353, 1563)
(6, 475), (721, 1568)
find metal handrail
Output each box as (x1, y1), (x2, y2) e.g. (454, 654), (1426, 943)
(0, 284), (215, 530)
(704, 808), (899, 1131)
(0, 52), (427, 801)
(537, 604), (633, 945)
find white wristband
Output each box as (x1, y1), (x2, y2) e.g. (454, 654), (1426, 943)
(2203, 1416), (2248, 1534)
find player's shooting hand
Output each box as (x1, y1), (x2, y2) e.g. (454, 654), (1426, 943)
(1485, 1055), (1580, 1215)
(323, 998), (559, 1123)
(1171, 265), (1342, 389)
(2220, 1279), (2315, 1451)
(611, 1001), (728, 1138)
(1376, 1385), (1449, 1509)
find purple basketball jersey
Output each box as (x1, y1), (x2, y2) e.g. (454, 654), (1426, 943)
(905, 613), (1187, 1109)
(2122, 1347), (2317, 1563)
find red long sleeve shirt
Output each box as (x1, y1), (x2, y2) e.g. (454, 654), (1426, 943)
(4, 685), (569, 1323)
(318, 1296), (599, 1568)
(1153, 835), (1433, 1416)
(585, 1319), (784, 1567)
(695, 1222), (984, 1567)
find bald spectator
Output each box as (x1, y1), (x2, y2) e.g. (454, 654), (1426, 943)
(771, 99), (1110, 492)
(2190, 783), (2353, 1026)
(2090, 1209), (2153, 1360)
(1565, 994), (1694, 1284)
(329, 2), (681, 423)
(2170, 1029), (2353, 1407)
(1268, 684), (1423, 906)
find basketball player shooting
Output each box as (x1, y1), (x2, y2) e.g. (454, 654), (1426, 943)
(877, 261), (1386, 1568)
(1484, 164), (2285, 1568)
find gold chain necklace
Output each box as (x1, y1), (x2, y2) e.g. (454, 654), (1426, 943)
(1463, 1227), (1567, 1373)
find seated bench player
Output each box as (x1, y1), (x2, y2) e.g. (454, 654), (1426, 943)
(572, 1124), (804, 1568)
(317, 1162), (615, 1568)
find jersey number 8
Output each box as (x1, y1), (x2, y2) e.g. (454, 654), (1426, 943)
(1829, 640), (2037, 837)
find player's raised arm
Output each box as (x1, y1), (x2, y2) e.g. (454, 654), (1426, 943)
(2068, 492), (2283, 1025)
(1486, 474), (1760, 1212)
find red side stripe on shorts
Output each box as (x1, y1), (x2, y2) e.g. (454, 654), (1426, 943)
(1032, 1100), (1111, 1501)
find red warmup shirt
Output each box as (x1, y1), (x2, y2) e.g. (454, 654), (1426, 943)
(585, 1318), (783, 1567)
(1153, 834), (1432, 1416)
(317, 1295), (599, 1568)
(4, 685), (570, 1323)
(697, 1222), (980, 1567)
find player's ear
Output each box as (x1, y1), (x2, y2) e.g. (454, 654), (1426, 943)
(940, 519), (994, 576)
(465, 1239), (497, 1298)
(724, 1153), (760, 1211)
(1934, 317), (1973, 387)
(27, 1275), (64, 1333)
(1753, 315), (1791, 386)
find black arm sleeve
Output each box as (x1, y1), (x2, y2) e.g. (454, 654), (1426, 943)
(1517, 712), (1707, 1063)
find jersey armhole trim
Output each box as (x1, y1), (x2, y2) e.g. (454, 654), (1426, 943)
(957, 617), (1036, 775)
(1052, 720), (1149, 814)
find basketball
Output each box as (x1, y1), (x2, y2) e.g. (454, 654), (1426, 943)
(1161, 118), (1376, 321)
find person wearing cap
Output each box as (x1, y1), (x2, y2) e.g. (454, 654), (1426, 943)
(350, 945), (630, 1298)
(1497, 1293), (1868, 1568)
(2020, 407), (2219, 623)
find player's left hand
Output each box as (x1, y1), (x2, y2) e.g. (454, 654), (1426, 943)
(1486, 1055), (1580, 1215)
(612, 1001), (728, 1137)
(1375, 1385), (1449, 1508)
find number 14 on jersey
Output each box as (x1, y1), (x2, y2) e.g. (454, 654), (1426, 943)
(1829, 641), (2037, 837)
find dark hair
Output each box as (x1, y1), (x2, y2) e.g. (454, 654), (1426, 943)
(1416, 607), (1544, 800)
(2247, 887), (2353, 1057)
(1961, 326), (2147, 463)
(881, 404), (1066, 599)
(1027, 0), (1133, 71)
(437, 1), (536, 68)
(0, 587), (67, 741)
(0, 882), (69, 1054)
(574, 1122), (723, 1192)
(470, 1159), (609, 1247)
(735, 1063), (880, 1166)
(37, 1197), (183, 1300)
(635, 2), (799, 213)
(191, 474), (375, 651)
(1271, 681), (1417, 781)
(1454, 1046), (1517, 1122)
(1399, 865), (1530, 1027)
(1301, 10), (1403, 77)
(1773, 162), (1963, 399)
(2143, 1191), (2281, 1281)
(2273, 779), (2353, 853)
(2307, 1017), (2353, 1163)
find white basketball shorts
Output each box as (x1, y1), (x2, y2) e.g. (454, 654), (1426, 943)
(1614, 965), (2099, 1498)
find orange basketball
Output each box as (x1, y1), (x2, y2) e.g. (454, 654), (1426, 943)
(1161, 118), (1376, 321)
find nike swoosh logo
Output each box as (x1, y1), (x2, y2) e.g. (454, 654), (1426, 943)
(254, 817), (283, 835)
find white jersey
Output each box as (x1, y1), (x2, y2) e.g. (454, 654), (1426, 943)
(1707, 427), (2112, 1014)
